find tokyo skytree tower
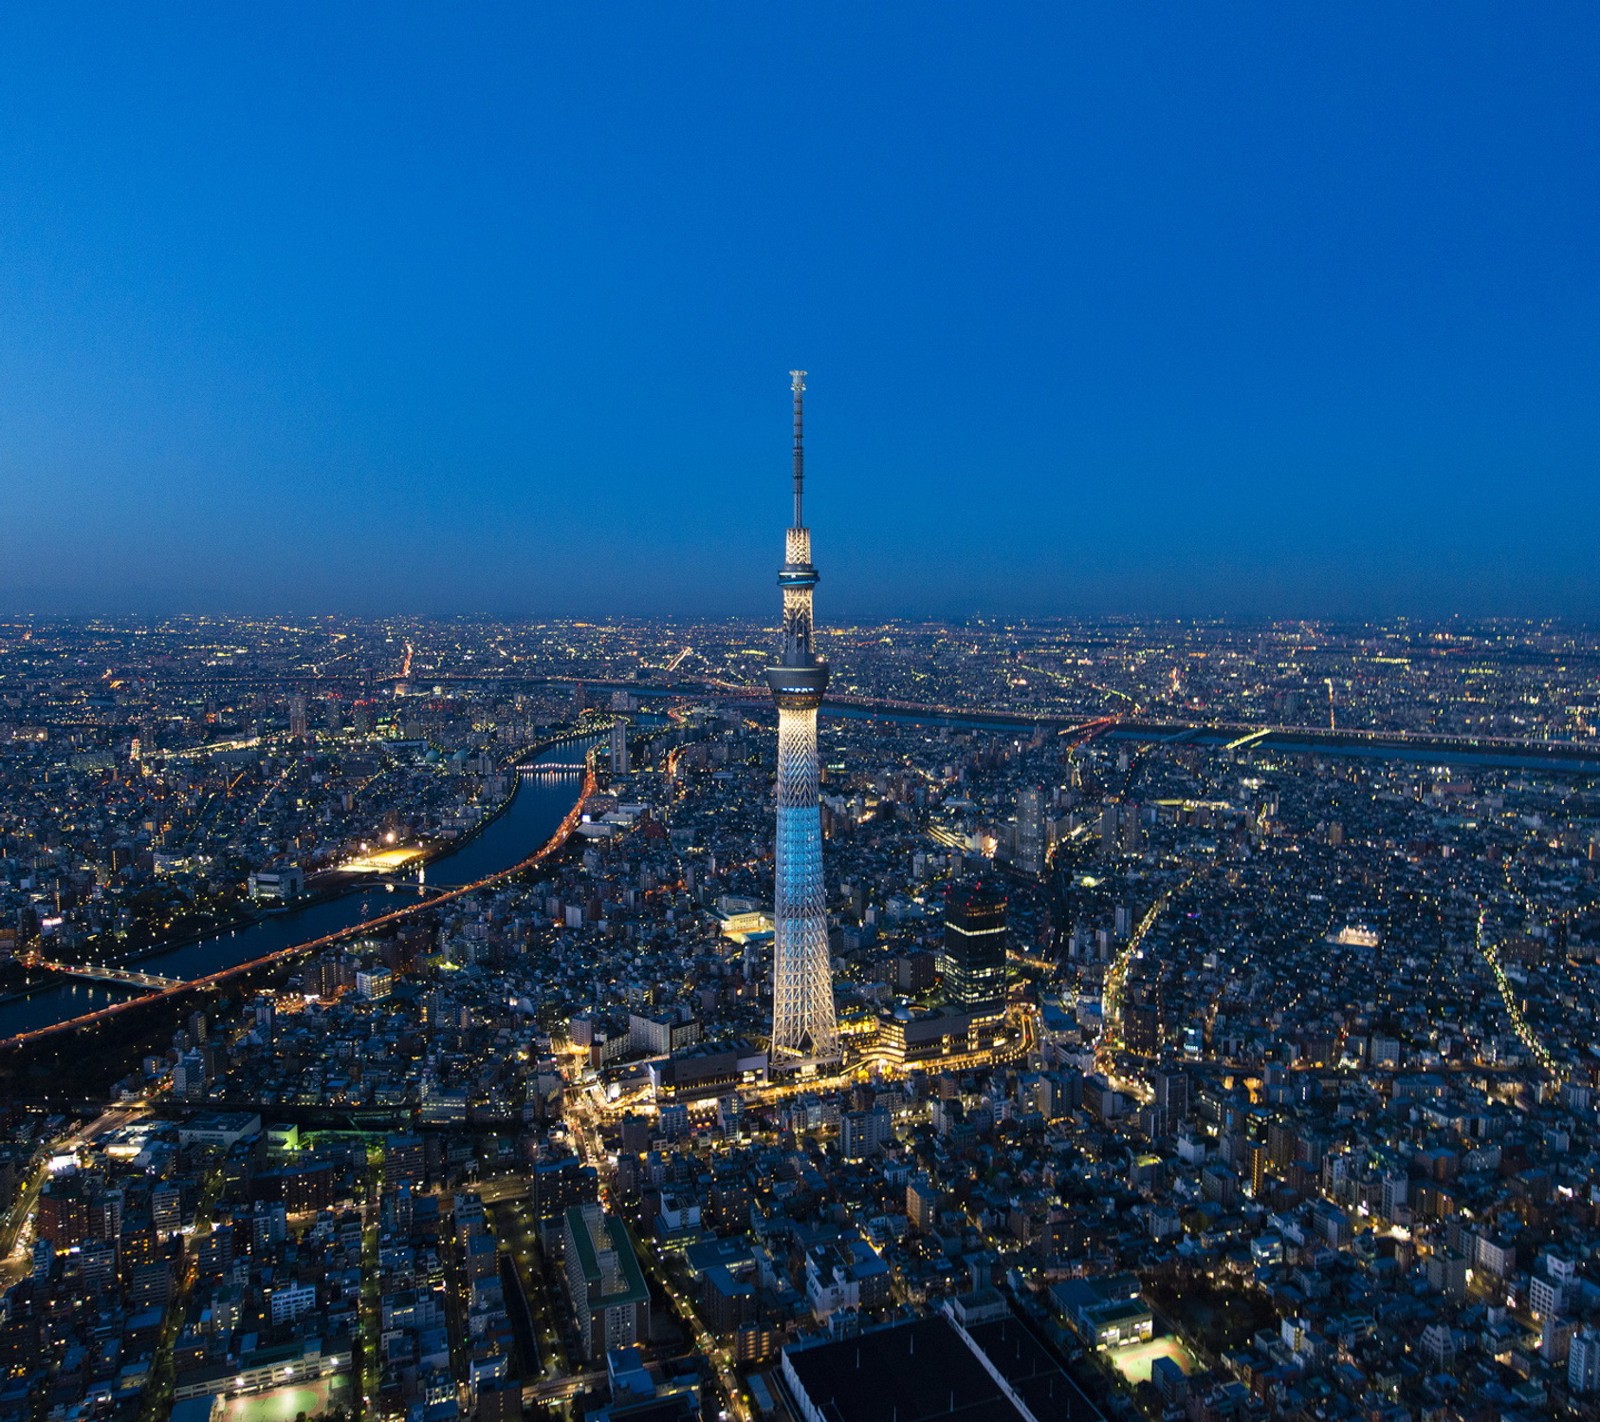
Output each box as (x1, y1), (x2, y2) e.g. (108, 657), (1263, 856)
(764, 370), (839, 1066)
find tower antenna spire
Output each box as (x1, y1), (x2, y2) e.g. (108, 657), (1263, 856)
(790, 369), (806, 528)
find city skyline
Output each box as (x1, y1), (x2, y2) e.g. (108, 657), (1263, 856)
(4, 10), (1600, 1421)
(1, 7), (1597, 620)
(1, 606), (1599, 1417)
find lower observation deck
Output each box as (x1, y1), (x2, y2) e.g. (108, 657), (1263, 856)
(765, 661), (830, 705)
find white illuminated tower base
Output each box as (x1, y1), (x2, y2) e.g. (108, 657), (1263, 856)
(766, 371), (839, 1068)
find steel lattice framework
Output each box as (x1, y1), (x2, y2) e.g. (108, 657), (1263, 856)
(765, 371), (839, 1065)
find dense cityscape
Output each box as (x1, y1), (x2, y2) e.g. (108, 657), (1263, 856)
(0, 588), (1598, 1422)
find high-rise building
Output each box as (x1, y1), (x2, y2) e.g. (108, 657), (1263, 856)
(840, 1106), (892, 1161)
(939, 879), (1008, 1017)
(610, 718), (630, 777)
(1017, 785), (1046, 874)
(288, 693), (308, 739)
(765, 371), (839, 1067)
(906, 1175), (940, 1232)
(1152, 1067), (1191, 1134)
(562, 1202), (651, 1359)
(1569, 1326), (1600, 1395)
(1125, 996), (1161, 1056)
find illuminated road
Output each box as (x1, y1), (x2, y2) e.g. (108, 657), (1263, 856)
(523, 1368), (606, 1406)
(1476, 904), (1563, 1081)
(1097, 870), (1205, 1084)
(0, 1104), (144, 1288)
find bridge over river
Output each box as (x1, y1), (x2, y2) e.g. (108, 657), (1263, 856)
(0, 733), (605, 1044)
(29, 959), (181, 992)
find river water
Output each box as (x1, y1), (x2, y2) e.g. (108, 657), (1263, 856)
(0, 735), (601, 1042)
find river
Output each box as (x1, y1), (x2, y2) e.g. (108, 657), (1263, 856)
(0, 734), (602, 1042)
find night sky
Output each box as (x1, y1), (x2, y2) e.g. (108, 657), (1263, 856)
(2, 6), (1596, 620)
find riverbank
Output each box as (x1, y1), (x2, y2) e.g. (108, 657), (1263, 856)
(0, 732), (603, 1048)
(19, 722), (610, 992)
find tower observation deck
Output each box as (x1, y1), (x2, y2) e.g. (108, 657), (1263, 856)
(765, 370), (839, 1067)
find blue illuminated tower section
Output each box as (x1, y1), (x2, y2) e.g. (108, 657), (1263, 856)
(765, 370), (839, 1066)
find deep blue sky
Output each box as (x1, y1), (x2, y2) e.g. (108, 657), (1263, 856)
(2, 6), (1597, 620)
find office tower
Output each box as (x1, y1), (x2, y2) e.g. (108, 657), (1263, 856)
(765, 371), (839, 1067)
(939, 879), (1008, 1017)
(610, 718), (630, 777)
(288, 693), (308, 739)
